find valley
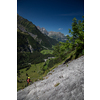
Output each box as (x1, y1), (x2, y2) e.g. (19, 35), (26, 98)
(17, 14), (84, 99)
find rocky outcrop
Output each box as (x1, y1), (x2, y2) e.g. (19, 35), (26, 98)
(28, 32), (37, 39)
(28, 44), (33, 53)
(17, 56), (84, 100)
(17, 24), (27, 32)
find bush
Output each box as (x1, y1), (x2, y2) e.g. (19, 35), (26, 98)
(26, 65), (31, 71)
(26, 73), (28, 76)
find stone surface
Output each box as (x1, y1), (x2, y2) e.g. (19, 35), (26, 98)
(17, 56), (84, 100)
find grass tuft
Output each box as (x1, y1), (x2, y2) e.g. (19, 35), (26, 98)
(54, 83), (60, 87)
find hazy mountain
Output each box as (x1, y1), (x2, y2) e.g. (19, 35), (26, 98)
(48, 31), (67, 42)
(37, 26), (67, 42)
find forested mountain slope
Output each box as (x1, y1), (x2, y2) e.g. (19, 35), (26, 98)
(17, 14), (58, 51)
(17, 14), (58, 71)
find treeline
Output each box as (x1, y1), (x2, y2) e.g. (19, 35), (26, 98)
(42, 16), (84, 72)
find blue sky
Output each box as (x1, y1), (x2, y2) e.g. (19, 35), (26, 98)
(17, 0), (84, 36)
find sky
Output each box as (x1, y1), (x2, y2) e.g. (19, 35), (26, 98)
(17, 0), (84, 36)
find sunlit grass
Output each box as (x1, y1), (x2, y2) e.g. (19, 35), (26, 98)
(40, 50), (53, 55)
(17, 62), (45, 91)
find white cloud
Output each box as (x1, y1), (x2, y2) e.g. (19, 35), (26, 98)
(58, 28), (63, 30)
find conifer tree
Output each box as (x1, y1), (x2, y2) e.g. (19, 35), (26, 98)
(53, 16), (84, 59)
(68, 16), (84, 55)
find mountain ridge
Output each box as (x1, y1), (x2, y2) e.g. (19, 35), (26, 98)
(17, 14), (58, 70)
(37, 26), (67, 42)
(17, 14), (58, 52)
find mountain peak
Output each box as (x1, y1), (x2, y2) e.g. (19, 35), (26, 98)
(37, 27), (67, 42)
(37, 26), (49, 35)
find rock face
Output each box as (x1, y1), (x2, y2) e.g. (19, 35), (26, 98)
(17, 56), (84, 100)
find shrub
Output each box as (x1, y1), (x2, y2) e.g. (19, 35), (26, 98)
(26, 73), (28, 76)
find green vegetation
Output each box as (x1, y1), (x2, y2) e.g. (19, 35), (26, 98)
(40, 50), (53, 55)
(42, 16), (84, 73)
(17, 30), (43, 52)
(17, 51), (54, 70)
(17, 31), (29, 52)
(54, 83), (60, 87)
(53, 16), (84, 61)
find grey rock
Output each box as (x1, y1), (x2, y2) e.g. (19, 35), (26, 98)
(17, 24), (27, 32)
(17, 56), (84, 100)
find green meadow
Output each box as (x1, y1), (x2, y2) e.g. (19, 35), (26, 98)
(17, 62), (45, 91)
(40, 50), (53, 55)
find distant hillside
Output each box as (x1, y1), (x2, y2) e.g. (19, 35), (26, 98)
(17, 14), (58, 51)
(37, 26), (67, 42)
